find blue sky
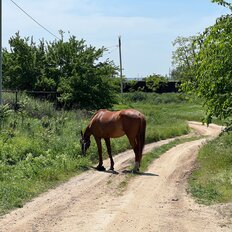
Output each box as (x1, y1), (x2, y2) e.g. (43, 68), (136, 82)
(2, 0), (230, 78)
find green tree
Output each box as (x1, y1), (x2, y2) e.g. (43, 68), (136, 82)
(171, 0), (232, 126)
(3, 32), (118, 110)
(50, 35), (118, 109)
(171, 36), (197, 81)
(192, 14), (232, 124)
(145, 73), (168, 92)
(212, 0), (232, 10)
(3, 32), (45, 90)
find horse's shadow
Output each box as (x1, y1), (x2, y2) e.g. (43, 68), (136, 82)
(90, 166), (159, 176)
(122, 170), (159, 176)
(90, 166), (120, 175)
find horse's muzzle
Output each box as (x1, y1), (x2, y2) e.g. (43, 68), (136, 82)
(81, 150), (86, 157)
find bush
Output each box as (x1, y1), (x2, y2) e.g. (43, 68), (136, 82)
(121, 92), (189, 105)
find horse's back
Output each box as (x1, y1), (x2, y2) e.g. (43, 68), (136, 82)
(93, 109), (145, 122)
(89, 109), (145, 138)
(119, 109), (145, 120)
(89, 109), (124, 138)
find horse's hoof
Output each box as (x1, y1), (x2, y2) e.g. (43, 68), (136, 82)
(109, 167), (114, 171)
(96, 166), (106, 171)
(132, 169), (139, 174)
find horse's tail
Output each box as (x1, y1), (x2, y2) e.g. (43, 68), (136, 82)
(138, 116), (146, 155)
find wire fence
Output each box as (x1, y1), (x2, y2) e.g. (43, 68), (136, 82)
(2, 90), (59, 110)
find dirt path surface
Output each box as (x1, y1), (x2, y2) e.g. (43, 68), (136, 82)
(0, 122), (231, 232)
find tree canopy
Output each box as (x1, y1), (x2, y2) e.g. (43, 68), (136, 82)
(171, 36), (197, 82)
(145, 73), (168, 92)
(3, 32), (119, 110)
(172, 0), (232, 125)
(212, 0), (232, 10)
(194, 14), (232, 123)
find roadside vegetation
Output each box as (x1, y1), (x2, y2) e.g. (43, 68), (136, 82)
(0, 92), (203, 215)
(189, 132), (232, 205)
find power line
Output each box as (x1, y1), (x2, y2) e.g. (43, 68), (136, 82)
(9, 0), (60, 40)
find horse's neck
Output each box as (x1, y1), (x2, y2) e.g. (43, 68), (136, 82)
(84, 125), (92, 139)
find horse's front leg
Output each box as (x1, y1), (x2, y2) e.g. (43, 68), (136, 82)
(104, 138), (114, 170)
(95, 137), (106, 171)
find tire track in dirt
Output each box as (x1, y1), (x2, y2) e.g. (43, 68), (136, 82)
(0, 122), (231, 232)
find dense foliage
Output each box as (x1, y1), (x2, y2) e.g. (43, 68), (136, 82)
(193, 14), (232, 124)
(172, 1), (232, 125)
(3, 32), (119, 110)
(145, 73), (168, 92)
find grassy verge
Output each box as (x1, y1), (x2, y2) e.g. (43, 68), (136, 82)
(189, 132), (232, 205)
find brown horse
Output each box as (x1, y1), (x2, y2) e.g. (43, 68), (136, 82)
(80, 109), (146, 172)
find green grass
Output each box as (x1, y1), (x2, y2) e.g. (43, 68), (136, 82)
(0, 92), (205, 214)
(189, 132), (232, 205)
(115, 94), (205, 143)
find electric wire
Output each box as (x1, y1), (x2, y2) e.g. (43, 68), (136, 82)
(9, 1), (119, 58)
(9, 0), (60, 40)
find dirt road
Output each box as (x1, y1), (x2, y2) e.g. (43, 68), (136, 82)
(0, 122), (231, 232)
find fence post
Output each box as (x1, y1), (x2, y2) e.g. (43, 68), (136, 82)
(15, 90), (18, 111)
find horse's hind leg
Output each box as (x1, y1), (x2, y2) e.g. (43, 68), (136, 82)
(135, 134), (143, 171)
(104, 138), (114, 170)
(95, 137), (106, 171)
(133, 147), (140, 172)
(127, 135), (140, 172)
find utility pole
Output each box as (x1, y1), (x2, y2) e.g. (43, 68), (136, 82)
(0, 0), (2, 104)
(118, 36), (123, 93)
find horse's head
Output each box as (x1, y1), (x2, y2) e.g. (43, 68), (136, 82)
(80, 131), (91, 156)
